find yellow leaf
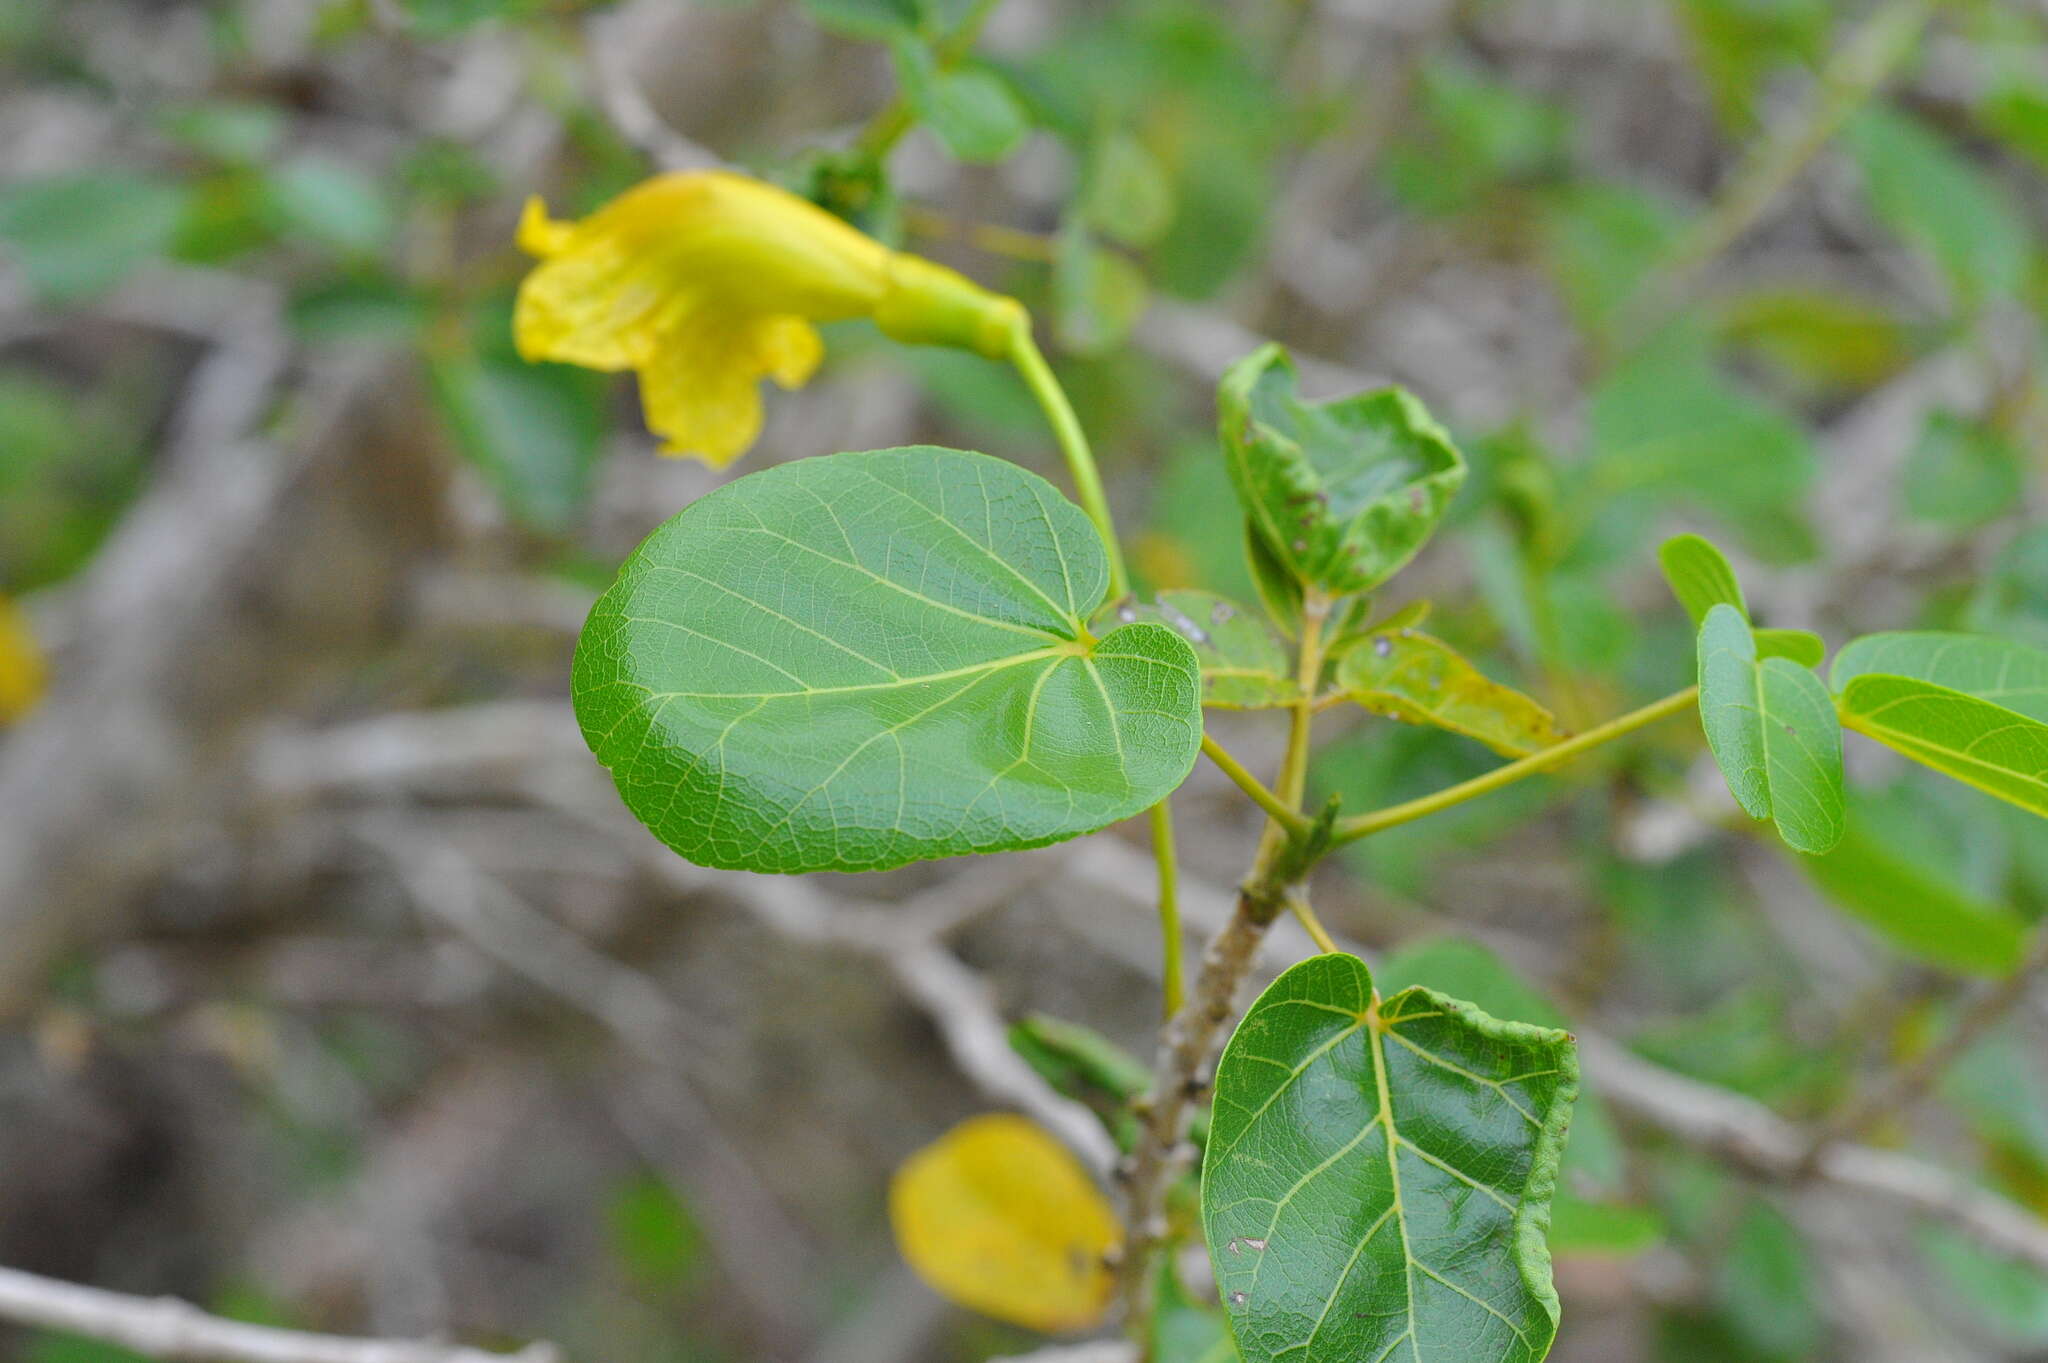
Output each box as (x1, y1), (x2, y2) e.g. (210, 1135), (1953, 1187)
(889, 1113), (1117, 1332)
(0, 596), (45, 724)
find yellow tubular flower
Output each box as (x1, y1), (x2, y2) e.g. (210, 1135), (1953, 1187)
(0, 595), (45, 725)
(515, 171), (1027, 466)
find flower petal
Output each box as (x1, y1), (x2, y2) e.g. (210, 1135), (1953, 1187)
(516, 196), (577, 258)
(635, 312), (827, 466)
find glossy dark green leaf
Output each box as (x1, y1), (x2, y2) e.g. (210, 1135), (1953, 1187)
(1375, 937), (1624, 1198)
(573, 447), (1203, 873)
(1203, 953), (1577, 1363)
(1696, 604), (1844, 853)
(1096, 590), (1295, 709)
(1220, 345), (1467, 597)
(1831, 632), (2048, 725)
(1337, 630), (1566, 757)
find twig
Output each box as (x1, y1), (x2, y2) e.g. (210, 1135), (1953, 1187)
(1615, 0), (1940, 347)
(1580, 1034), (2048, 1276)
(1802, 925), (2048, 1164)
(0, 1265), (557, 1363)
(1073, 836), (2048, 1280)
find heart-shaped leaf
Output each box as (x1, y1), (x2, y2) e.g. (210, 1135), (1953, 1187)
(1096, 589), (1295, 709)
(1831, 632), (2048, 724)
(1336, 629), (1566, 757)
(1220, 345), (1466, 597)
(1696, 603), (1844, 853)
(574, 446), (1203, 873)
(1203, 953), (1577, 1363)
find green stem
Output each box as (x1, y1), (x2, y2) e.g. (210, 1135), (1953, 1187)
(1201, 735), (1310, 836)
(1149, 801), (1183, 1018)
(1333, 686), (1700, 844)
(1287, 892), (1340, 954)
(1007, 321), (1130, 598)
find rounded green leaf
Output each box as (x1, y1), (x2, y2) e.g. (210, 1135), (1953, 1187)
(574, 447), (1202, 873)
(1220, 345), (1467, 597)
(1202, 953), (1578, 1363)
(1696, 604), (1844, 854)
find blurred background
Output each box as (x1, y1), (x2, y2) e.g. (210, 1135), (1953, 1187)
(2, 0), (2047, 1360)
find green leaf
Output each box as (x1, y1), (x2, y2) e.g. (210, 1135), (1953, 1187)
(1696, 604), (1845, 853)
(1009, 1013), (1151, 1103)
(1802, 815), (2025, 976)
(1837, 674), (2048, 820)
(1831, 631), (2048, 724)
(1095, 590), (1295, 709)
(263, 155), (393, 256)
(1153, 1258), (1240, 1363)
(573, 447), (1203, 873)
(0, 172), (188, 301)
(1336, 629), (1567, 757)
(1902, 411), (2022, 528)
(1846, 106), (2029, 308)
(1753, 628), (1824, 668)
(1202, 953), (1577, 1363)
(1242, 519), (1303, 639)
(1053, 225), (1149, 356)
(1375, 937), (1625, 1197)
(606, 1174), (703, 1288)
(1220, 345), (1467, 597)
(1658, 532), (1746, 625)
(1084, 131), (1176, 248)
(894, 42), (1032, 163)
(1586, 330), (1815, 562)
(426, 353), (605, 533)
(1657, 525), (1817, 669)
(800, 0), (918, 38)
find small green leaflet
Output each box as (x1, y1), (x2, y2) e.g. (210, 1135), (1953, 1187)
(1220, 345), (1466, 597)
(1203, 953), (1577, 1363)
(1831, 632), (2048, 724)
(1836, 675), (2048, 821)
(574, 447), (1203, 873)
(1095, 590), (1295, 709)
(1696, 604), (1844, 853)
(1657, 533), (1822, 665)
(1658, 533), (1746, 625)
(1336, 630), (1566, 757)
(1755, 628), (1825, 668)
